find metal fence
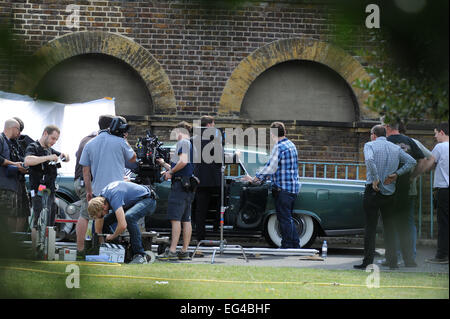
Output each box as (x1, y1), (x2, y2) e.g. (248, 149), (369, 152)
(298, 161), (436, 239)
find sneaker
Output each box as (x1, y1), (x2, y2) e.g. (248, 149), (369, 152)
(84, 246), (99, 256)
(158, 248), (178, 261)
(76, 250), (85, 261)
(178, 250), (192, 261)
(129, 254), (148, 264)
(425, 257), (449, 264)
(353, 263), (370, 270)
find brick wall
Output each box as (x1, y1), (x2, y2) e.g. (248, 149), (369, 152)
(1, 0), (368, 113)
(2, 0), (437, 164)
(0, 0), (13, 90)
(1, 0), (439, 237)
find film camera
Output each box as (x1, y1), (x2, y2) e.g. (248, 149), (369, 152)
(134, 130), (170, 184)
(109, 117), (130, 138)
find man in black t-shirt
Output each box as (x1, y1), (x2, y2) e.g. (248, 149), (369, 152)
(24, 125), (70, 252)
(385, 123), (425, 267)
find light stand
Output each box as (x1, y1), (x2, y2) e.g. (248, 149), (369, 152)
(193, 126), (247, 262)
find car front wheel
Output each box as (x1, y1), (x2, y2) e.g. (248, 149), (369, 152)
(264, 213), (317, 248)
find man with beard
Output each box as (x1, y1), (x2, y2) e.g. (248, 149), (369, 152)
(24, 125), (70, 253)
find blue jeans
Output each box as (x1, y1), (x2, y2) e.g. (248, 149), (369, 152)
(273, 189), (300, 248)
(103, 197), (156, 256)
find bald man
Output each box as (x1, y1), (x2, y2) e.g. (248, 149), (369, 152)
(0, 119), (28, 230)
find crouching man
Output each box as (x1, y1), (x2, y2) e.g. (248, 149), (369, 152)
(87, 181), (156, 264)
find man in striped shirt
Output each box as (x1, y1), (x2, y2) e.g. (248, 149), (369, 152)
(243, 122), (301, 248)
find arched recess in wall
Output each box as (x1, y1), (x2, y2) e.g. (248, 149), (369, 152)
(13, 31), (176, 115)
(219, 38), (377, 121)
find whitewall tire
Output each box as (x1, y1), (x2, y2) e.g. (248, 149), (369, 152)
(265, 213), (317, 248)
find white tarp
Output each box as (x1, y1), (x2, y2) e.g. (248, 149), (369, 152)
(0, 91), (116, 175)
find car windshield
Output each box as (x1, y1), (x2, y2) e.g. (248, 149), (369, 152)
(226, 148), (269, 177)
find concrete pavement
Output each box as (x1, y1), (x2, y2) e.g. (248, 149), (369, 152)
(173, 238), (449, 274)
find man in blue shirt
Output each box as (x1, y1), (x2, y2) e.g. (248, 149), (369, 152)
(243, 122), (301, 248)
(354, 125), (416, 270)
(87, 181), (156, 264)
(79, 118), (136, 202)
(74, 115), (114, 258)
(157, 121), (195, 260)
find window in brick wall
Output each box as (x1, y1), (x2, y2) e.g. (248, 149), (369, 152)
(34, 53), (153, 116)
(240, 60), (359, 123)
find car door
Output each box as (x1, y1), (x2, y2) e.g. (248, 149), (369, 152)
(226, 152), (270, 231)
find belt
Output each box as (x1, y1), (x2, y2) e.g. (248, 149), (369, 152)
(172, 176), (185, 184)
(139, 192), (156, 200)
(272, 186), (282, 192)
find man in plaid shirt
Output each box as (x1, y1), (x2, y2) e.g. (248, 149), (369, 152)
(243, 122), (301, 248)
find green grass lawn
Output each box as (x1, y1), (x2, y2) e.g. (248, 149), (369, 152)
(0, 259), (448, 299)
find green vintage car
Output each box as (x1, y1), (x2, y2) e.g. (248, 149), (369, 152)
(49, 145), (366, 248)
(147, 145), (366, 248)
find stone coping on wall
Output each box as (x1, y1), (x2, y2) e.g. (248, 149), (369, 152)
(218, 38), (378, 120)
(124, 114), (438, 132)
(12, 31), (177, 114)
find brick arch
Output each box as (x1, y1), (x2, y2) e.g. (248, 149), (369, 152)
(13, 31), (176, 114)
(219, 38), (377, 120)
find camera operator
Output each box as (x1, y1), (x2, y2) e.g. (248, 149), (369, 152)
(24, 125), (70, 252)
(12, 117), (34, 153)
(74, 114), (114, 258)
(0, 119), (27, 231)
(10, 117), (34, 232)
(157, 121), (196, 261)
(87, 181), (156, 264)
(79, 116), (137, 202)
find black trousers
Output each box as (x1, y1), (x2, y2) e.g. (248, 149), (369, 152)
(363, 185), (396, 265)
(391, 185), (416, 264)
(436, 188), (449, 259)
(193, 187), (220, 241)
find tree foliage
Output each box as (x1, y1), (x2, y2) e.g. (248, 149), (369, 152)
(332, 0), (449, 124)
(352, 32), (449, 125)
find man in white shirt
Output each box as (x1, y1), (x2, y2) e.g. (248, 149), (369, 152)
(423, 122), (449, 264)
